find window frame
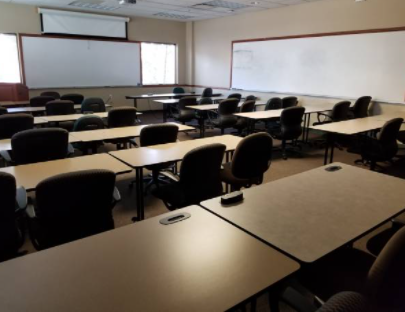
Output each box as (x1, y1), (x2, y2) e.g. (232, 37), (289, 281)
(0, 33), (23, 84)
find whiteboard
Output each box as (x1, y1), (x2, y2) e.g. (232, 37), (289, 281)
(22, 36), (141, 88)
(231, 30), (405, 103)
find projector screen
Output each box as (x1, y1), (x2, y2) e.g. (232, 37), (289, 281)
(39, 9), (129, 39)
(231, 29), (405, 103)
(22, 36), (141, 88)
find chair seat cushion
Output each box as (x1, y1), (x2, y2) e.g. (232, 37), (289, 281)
(220, 162), (260, 188)
(153, 182), (187, 210)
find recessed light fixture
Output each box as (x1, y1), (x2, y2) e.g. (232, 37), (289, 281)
(69, 1), (120, 11)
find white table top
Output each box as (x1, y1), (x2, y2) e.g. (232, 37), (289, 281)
(7, 104), (112, 114)
(0, 206), (299, 312)
(127, 93), (202, 99)
(201, 163), (405, 263)
(0, 134), (80, 152)
(41, 112), (109, 123)
(187, 101), (266, 111)
(310, 117), (386, 135)
(110, 135), (242, 168)
(368, 113), (405, 122)
(234, 105), (333, 120)
(34, 117), (47, 125)
(0, 100), (30, 107)
(0, 154), (132, 191)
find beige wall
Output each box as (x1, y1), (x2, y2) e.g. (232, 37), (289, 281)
(192, 0), (405, 114)
(0, 1), (187, 111)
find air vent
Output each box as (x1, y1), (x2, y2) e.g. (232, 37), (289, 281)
(153, 12), (194, 20)
(69, 1), (120, 11)
(196, 0), (250, 10)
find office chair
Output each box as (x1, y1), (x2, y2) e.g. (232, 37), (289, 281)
(199, 97), (213, 105)
(27, 169), (119, 250)
(30, 95), (54, 107)
(209, 98), (239, 134)
(227, 93), (242, 101)
(350, 96), (372, 119)
(359, 118), (403, 170)
(313, 101), (351, 126)
(221, 133), (272, 191)
(233, 100), (256, 135)
(0, 172), (27, 262)
(129, 124), (179, 192)
(269, 107), (305, 160)
(173, 87), (185, 99)
(61, 93), (84, 104)
(0, 113), (33, 139)
(0, 107), (8, 115)
(7, 128), (71, 165)
(81, 97), (106, 113)
(282, 96), (298, 108)
(107, 106), (138, 149)
(154, 143), (226, 210)
(45, 100), (75, 115)
(73, 115), (105, 154)
(245, 95), (256, 101)
(40, 91), (60, 99)
(201, 88), (213, 98)
(265, 98), (283, 110)
(173, 96), (197, 125)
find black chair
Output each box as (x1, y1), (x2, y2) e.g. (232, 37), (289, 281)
(73, 116), (105, 154)
(270, 107), (305, 160)
(10, 128), (71, 165)
(0, 113), (33, 139)
(313, 101), (351, 126)
(359, 118), (403, 171)
(0, 172), (27, 262)
(245, 95), (256, 101)
(0, 107), (8, 115)
(27, 169), (119, 250)
(61, 93), (84, 104)
(154, 143), (226, 210)
(45, 100), (75, 116)
(81, 97), (106, 113)
(265, 98), (283, 111)
(210, 98), (239, 134)
(173, 87), (185, 99)
(221, 133), (272, 191)
(40, 91), (60, 99)
(199, 97), (213, 105)
(107, 107), (138, 149)
(350, 96), (372, 119)
(173, 97), (197, 124)
(130, 124), (179, 192)
(201, 88), (213, 98)
(233, 100), (256, 135)
(30, 96), (54, 107)
(227, 93), (242, 101)
(282, 96), (298, 108)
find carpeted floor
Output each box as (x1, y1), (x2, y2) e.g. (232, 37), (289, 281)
(20, 111), (405, 311)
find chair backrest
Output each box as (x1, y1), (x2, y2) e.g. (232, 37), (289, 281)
(0, 107), (8, 115)
(245, 95), (256, 101)
(172, 87), (185, 94)
(331, 101), (351, 122)
(178, 96), (197, 110)
(228, 93), (242, 101)
(280, 106), (306, 139)
(40, 91), (60, 99)
(61, 93), (84, 104)
(45, 100), (75, 116)
(201, 88), (213, 98)
(199, 97), (213, 105)
(11, 128), (69, 165)
(218, 98), (239, 115)
(366, 226), (405, 311)
(353, 96), (372, 118)
(73, 115), (105, 132)
(0, 113), (34, 140)
(81, 97), (106, 113)
(107, 106), (137, 128)
(179, 143), (226, 204)
(239, 100), (256, 113)
(30, 96), (54, 107)
(140, 124), (179, 147)
(231, 133), (273, 182)
(376, 118), (403, 158)
(282, 96), (298, 108)
(265, 98), (283, 111)
(0, 172), (20, 261)
(35, 169), (116, 249)
(317, 292), (370, 312)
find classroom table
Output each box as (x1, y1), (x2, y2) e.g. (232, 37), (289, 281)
(201, 163), (405, 263)
(71, 123), (195, 143)
(310, 117), (387, 164)
(0, 100), (30, 107)
(126, 92), (202, 109)
(34, 117), (48, 125)
(0, 133), (80, 152)
(7, 104), (112, 114)
(109, 135), (242, 221)
(0, 206), (299, 312)
(41, 112), (109, 123)
(0, 154), (132, 191)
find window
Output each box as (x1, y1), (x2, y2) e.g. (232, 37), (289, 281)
(141, 42), (176, 85)
(0, 34), (21, 83)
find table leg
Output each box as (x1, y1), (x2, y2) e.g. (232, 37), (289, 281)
(133, 99), (137, 109)
(306, 112), (311, 143)
(134, 167), (145, 221)
(324, 134), (330, 165)
(163, 105), (168, 123)
(329, 137), (335, 164)
(301, 113), (307, 142)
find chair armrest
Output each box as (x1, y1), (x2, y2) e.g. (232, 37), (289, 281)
(317, 112), (332, 123)
(160, 170), (180, 182)
(15, 187), (27, 212)
(0, 150), (13, 163)
(26, 203), (36, 219)
(113, 187), (121, 202)
(281, 287), (318, 312)
(67, 143), (75, 156)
